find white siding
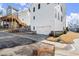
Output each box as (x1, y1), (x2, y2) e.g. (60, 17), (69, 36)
(30, 3), (66, 35)
(54, 3), (66, 31)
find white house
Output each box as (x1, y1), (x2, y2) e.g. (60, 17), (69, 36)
(29, 3), (66, 35)
(5, 3), (66, 35)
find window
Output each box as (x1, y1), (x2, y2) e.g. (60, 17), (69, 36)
(33, 26), (35, 30)
(33, 7), (35, 12)
(55, 14), (56, 18)
(38, 4), (40, 9)
(55, 9), (57, 18)
(33, 16), (35, 20)
(55, 10), (56, 18)
(61, 16), (63, 22)
(61, 6), (62, 12)
(58, 13), (59, 20)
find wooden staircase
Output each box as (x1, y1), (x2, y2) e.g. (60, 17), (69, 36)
(0, 14), (27, 29)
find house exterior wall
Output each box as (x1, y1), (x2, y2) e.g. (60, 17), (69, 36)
(54, 4), (66, 31)
(29, 3), (66, 35)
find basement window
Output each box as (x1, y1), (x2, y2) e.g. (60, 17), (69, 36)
(38, 4), (40, 9)
(33, 7), (35, 12)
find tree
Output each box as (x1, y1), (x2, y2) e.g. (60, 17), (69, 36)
(68, 17), (79, 32)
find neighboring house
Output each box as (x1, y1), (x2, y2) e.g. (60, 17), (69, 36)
(0, 15), (2, 17)
(18, 9), (31, 26)
(6, 6), (18, 16)
(0, 6), (27, 29)
(29, 3), (66, 35)
(0, 11), (3, 27)
(0, 11), (3, 17)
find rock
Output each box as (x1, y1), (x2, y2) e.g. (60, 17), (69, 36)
(0, 42), (55, 56)
(15, 46), (33, 56)
(31, 42), (55, 56)
(33, 47), (55, 56)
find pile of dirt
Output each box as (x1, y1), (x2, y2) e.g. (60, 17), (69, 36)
(47, 37), (59, 42)
(59, 32), (79, 43)
(47, 32), (79, 43)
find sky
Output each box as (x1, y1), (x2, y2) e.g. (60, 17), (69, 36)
(0, 3), (79, 16)
(66, 3), (79, 27)
(66, 3), (79, 16)
(0, 3), (79, 27)
(0, 3), (31, 10)
(0, 3), (31, 15)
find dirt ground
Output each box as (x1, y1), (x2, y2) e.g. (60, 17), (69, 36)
(47, 31), (79, 43)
